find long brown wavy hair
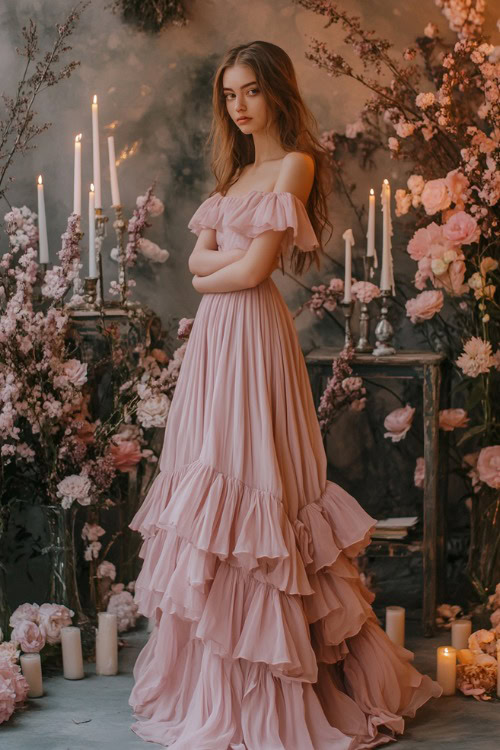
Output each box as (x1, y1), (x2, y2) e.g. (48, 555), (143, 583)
(206, 40), (333, 276)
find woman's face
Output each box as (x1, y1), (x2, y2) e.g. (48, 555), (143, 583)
(222, 63), (270, 134)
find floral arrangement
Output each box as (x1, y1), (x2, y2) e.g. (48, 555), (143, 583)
(295, 0), (499, 598)
(107, 0), (188, 33)
(0, 637), (29, 725)
(317, 347), (367, 436)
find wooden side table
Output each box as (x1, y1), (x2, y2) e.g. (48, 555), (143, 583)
(305, 348), (447, 636)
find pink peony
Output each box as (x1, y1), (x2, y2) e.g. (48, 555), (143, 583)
(405, 290), (444, 323)
(384, 404), (416, 442)
(62, 358), (88, 387)
(109, 439), (142, 473)
(38, 603), (74, 645)
(9, 603), (40, 628)
(0, 675), (16, 724)
(421, 178), (451, 215)
(407, 222), (443, 260)
(456, 337), (496, 377)
(351, 281), (381, 304)
(442, 211), (480, 246)
(0, 662), (28, 705)
(11, 620), (45, 653)
(477, 446), (500, 489)
(414, 457), (425, 488)
(439, 409), (469, 431)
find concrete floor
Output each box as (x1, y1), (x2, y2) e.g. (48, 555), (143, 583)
(2, 617), (499, 750)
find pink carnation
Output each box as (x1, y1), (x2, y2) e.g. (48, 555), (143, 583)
(442, 211), (480, 246)
(421, 178), (451, 215)
(405, 290), (444, 323)
(351, 281), (381, 304)
(456, 337), (495, 377)
(11, 620), (45, 653)
(384, 404), (415, 442)
(414, 457), (425, 488)
(439, 409), (469, 431)
(477, 446), (500, 489)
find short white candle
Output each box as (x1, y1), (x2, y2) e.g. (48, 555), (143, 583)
(436, 645), (456, 695)
(20, 652), (44, 697)
(385, 605), (405, 647)
(91, 95), (102, 209)
(366, 188), (378, 268)
(107, 136), (121, 207)
(88, 184), (96, 278)
(73, 134), (82, 215)
(95, 612), (118, 675)
(451, 619), (472, 651)
(61, 626), (84, 680)
(342, 228), (355, 303)
(36, 175), (49, 263)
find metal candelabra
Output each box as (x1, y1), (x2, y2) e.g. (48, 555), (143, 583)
(373, 289), (396, 356)
(340, 299), (355, 350)
(355, 256), (375, 354)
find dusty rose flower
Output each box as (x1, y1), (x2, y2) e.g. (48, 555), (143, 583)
(383, 404), (415, 442)
(442, 211), (480, 245)
(106, 590), (139, 633)
(439, 409), (469, 431)
(421, 179), (451, 215)
(395, 120), (416, 138)
(0, 642), (20, 666)
(56, 473), (93, 509)
(84, 541), (102, 561)
(81, 523), (106, 542)
(97, 561), (116, 580)
(38, 603), (74, 645)
(424, 22), (438, 38)
(136, 193), (164, 217)
(351, 281), (381, 304)
(0, 661), (28, 706)
(445, 169), (469, 206)
(137, 238), (169, 263)
(407, 174), (425, 195)
(416, 91), (436, 109)
(10, 620), (45, 653)
(414, 457), (425, 489)
(406, 290), (444, 323)
(432, 259), (467, 296)
(136, 394), (170, 429)
(477, 446), (500, 489)
(328, 278), (344, 293)
(342, 377), (364, 393)
(490, 609), (500, 629)
(436, 603), (463, 628)
(62, 359), (88, 388)
(72, 413), (96, 445)
(456, 337), (495, 377)
(109, 439), (142, 472)
(9, 603), (40, 628)
(0, 674), (16, 724)
(388, 136), (399, 152)
(395, 189), (412, 215)
(407, 222), (442, 260)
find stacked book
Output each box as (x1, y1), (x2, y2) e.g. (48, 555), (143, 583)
(372, 516), (418, 540)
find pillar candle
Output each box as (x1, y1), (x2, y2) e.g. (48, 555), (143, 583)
(36, 175), (49, 263)
(436, 645), (456, 695)
(96, 612), (118, 675)
(20, 653), (44, 697)
(91, 95), (102, 209)
(451, 619), (472, 650)
(366, 188), (378, 268)
(89, 184), (96, 278)
(61, 626), (84, 679)
(385, 605), (405, 647)
(73, 134), (82, 215)
(342, 228), (354, 303)
(107, 136), (121, 206)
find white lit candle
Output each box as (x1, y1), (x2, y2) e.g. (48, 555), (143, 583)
(61, 626), (84, 679)
(385, 605), (405, 647)
(89, 183), (96, 278)
(107, 136), (121, 207)
(342, 228), (355, 303)
(451, 619), (472, 651)
(366, 188), (377, 268)
(95, 612), (118, 675)
(436, 645), (456, 695)
(380, 179), (395, 294)
(36, 175), (49, 263)
(91, 95), (102, 209)
(20, 653), (44, 697)
(73, 134), (82, 215)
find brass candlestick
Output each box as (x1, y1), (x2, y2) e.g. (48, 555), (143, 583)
(373, 290), (396, 356)
(112, 204), (130, 307)
(340, 299), (355, 350)
(355, 256), (375, 353)
(83, 276), (98, 309)
(95, 208), (108, 307)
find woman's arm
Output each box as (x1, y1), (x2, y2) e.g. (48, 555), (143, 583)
(188, 226), (247, 276)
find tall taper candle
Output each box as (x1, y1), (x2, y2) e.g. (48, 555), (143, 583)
(61, 626), (84, 679)
(91, 95), (102, 209)
(379, 180), (394, 293)
(20, 653), (44, 697)
(107, 136), (121, 206)
(73, 134), (82, 215)
(36, 175), (49, 263)
(436, 646), (456, 695)
(342, 228), (354, 303)
(89, 184), (96, 278)
(366, 188), (377, 268)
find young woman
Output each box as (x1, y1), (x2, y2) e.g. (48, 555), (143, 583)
(128, 40), (442, 749)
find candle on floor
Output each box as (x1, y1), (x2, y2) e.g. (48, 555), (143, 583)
(20, 653), (44, 697)
(36, 175), (49, 264)
(73, 134), (82, 215)
(88, 183), (97, 278)
(342, 228), (354, 303)
(107, 135), (121, 207)
(385, 605), (405, 647)
(436, 645), (456, 695)
(61, 626), (85, 679)
(451, 619), (472, 650)
(96, 612), (118, 675)
(91, 94), (102, 209)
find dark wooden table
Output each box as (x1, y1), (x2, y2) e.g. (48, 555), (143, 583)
(305, 348), (447, 636)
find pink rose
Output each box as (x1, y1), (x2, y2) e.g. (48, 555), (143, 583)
(405, 290), (444, 323)
(11, 620), (45, 653)
(439, 409), (469, 431)
(109, 439), (142, 473)
(328, 277), (344, 293)
(384, 404), (415, 442)
(38, 603), (74, 645)
(442, 211), (480, 246)
(9, 603), (40, 628)
(351, 281), (381, 304)
(62, 359), (88, 387)
(407, 222), (443, 261)
(421, 178), (451, 215)
(477, 446), (500, 489)
(414, 457), (425, 488)
(0, 675), (16, 724)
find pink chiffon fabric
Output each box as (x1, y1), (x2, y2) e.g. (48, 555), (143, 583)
(128, 189), (442, 748)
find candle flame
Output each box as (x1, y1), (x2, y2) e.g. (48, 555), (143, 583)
(383, 178), (389, 184)
(443, 647), (450, 653)
(37, 175), (43, 185)
(93, 94), (97, 104)
(370, 188), (374, 195)
(90, 183), (95, 192)
(75, 133), (82, 142)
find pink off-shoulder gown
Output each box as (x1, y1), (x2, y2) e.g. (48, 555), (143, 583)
(128, 189), (442, 749)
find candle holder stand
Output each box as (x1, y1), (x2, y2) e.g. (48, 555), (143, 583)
(373, 290), (396, 356)
(340, 299), (355, 350)
(83, 276), (99, 310)
(112, 204), (131, 308)
(355, 256), (375, 353)
(71, 216), (85, 299)
(95, 209), (109, 307)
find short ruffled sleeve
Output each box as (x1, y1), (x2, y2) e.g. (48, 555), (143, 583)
(187, 193), (224, 236)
